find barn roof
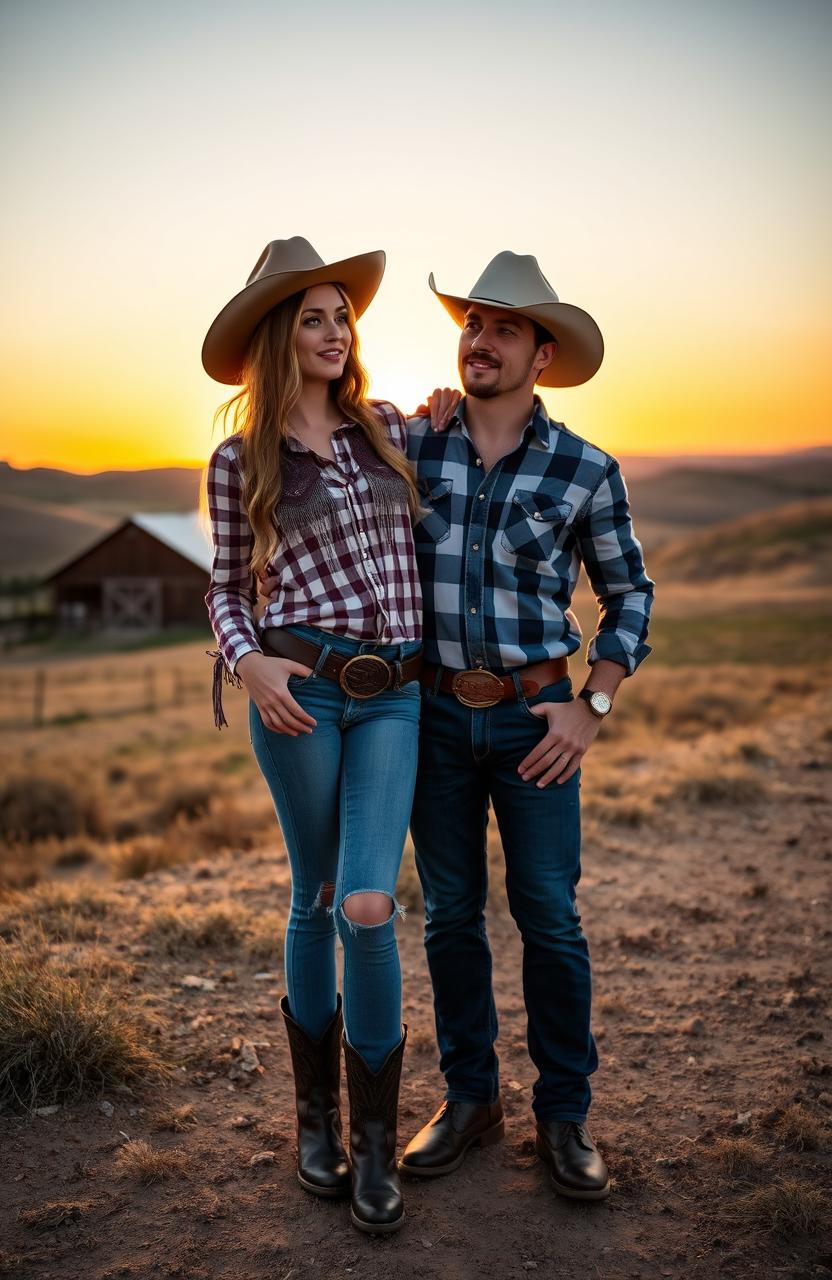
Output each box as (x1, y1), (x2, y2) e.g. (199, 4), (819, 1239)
(45, 511), (214, 580)
(130, 512), (214, 572)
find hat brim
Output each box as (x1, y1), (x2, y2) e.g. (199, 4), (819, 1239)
(202, 250), (386, 384)
(428, 273), (604, 388)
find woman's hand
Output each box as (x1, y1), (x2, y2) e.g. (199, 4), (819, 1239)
(413, 387), (462, 432)
(236, 651), (317, 735)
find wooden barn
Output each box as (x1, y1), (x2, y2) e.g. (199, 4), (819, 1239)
(46, 513), (214, 633)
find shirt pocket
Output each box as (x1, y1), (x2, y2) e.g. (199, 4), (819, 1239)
(501, 489), (573, 564)
(414, 477), (453, 544)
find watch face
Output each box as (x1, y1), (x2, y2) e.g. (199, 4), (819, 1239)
(591, 692), (612, 715)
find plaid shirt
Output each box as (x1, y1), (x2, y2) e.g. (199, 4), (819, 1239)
(406, 396), (653, 675)
(205, 401), (421, 724)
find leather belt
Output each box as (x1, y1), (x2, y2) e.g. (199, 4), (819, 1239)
(420, 656), (569, 708)
(262, 628), (423, 699)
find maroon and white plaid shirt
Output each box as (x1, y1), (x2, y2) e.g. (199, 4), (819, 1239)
(205, 401), (422, 725)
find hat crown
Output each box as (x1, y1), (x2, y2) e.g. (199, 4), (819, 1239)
(246, 236), (327, 287)
(468, 251), (560, 309)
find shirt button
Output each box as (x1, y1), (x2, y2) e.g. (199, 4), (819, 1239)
(470, 606), (477, 614)
(472, 543), (479, 551)
(478, 493), (485, 501)
(475, 458), (482, 467)
(533, 513), (542, 521)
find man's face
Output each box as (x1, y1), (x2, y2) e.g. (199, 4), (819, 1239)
(458, 307), (554, 399)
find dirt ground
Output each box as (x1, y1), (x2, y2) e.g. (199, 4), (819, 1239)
(1, 637), (831, 1280)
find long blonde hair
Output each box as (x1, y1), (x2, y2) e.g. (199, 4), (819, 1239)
(204, 286), (420, 579)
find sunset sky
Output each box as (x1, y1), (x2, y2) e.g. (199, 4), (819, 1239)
(1, 0), (830, 472)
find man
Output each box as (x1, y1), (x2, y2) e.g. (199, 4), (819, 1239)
(399, 251), (654, 1201)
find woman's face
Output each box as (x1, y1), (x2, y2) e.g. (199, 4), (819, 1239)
(295, 283), (352, 383)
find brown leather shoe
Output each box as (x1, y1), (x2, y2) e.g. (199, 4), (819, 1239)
(535, 1120), (610, 1200)
(399, 1100), (505, 1177)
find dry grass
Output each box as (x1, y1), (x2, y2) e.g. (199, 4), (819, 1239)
(151, 783), (213, 828)
(140, 901), (249, 955)
(0, 881), (111, 943)
(774, 1104), (828, 1152)
(243, 910), (286, 962)
(0, 773), (106, 844)
(712, 1136), (767, 1177)
(110, 834), (185, 879)
(152, 1102), (198, 1133)
(115, 1139), (189, 1184)
(732, 1178), (830, 1237)
(667, 767), (766, 806)
(16, 1200), (92, 1231)
(0, 947), (170, 1112)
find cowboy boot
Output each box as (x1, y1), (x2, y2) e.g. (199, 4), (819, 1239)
(343, 1028), (407, 1234)
(280, 995), (351, 1198)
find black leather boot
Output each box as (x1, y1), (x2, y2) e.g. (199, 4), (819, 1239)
(399, 1099), (505, 1176)
(280, 995), (351, 1199)
(535, 1120), (610, 1200)
(343, 1029), (407, 1235)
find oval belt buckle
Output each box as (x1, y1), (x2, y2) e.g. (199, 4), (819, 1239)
(451, 668), (504, 708)
(339, 654), (392, 699)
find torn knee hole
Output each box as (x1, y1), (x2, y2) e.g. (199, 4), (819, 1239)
(313, 881), (336, 912)
(341, 891), (396, 927)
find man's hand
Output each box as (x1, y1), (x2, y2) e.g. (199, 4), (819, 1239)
(518, 699), (602, 786)
(413, 387), (462, 432)
(236, 651), (317, 736)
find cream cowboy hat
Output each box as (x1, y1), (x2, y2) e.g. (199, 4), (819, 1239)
(202, 236), (386, 384)
(429, 250), (604, 387)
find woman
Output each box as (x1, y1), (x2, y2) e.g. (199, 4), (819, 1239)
(202, 237), (423, 1235)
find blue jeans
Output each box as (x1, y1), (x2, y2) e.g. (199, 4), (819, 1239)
(249, 623), (421, 1071)
(410, 674), (597, 1122)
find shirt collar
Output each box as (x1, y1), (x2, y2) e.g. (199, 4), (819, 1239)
(449, 394), (551, 450)
(286, 420), (358, 456)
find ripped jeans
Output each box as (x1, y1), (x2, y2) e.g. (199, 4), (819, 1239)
(249, 623), (420, 1071)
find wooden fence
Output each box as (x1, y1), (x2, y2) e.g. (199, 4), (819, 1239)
(0, 662), (220, 729)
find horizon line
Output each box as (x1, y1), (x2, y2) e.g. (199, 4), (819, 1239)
(4, 441), (832, 477)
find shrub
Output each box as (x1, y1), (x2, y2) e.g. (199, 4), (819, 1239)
(0, 775), (106, 844)
(0, 949), (170, 1112)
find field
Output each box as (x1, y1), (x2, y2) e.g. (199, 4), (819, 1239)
(1, 532), (831, 1279)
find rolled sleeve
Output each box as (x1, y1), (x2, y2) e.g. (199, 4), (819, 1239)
(575, 458), (654, 675)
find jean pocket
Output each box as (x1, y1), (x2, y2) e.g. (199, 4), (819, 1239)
(518, 677), (573, 721)
(415, 477), (453, 544)
(501, 490), (572, 564)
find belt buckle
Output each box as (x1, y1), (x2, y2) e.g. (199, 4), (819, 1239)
(339, 654), (392, 699)
(451, 668), (504, 708)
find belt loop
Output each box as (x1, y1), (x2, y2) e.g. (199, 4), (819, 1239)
(432, 665), (443, 696)
(312, 643), (332, 678)
(509, 670), (524, 703)
(392, 660), (403, 690)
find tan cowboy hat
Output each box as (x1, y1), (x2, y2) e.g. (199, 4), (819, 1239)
(429, 250), (604, 387)
(202, 236), (386, 384)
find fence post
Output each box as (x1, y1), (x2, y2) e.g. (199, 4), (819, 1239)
(33, 668), (46, 727)
(145, 665), (156, 712)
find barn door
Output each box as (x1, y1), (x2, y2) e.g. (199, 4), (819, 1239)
(102, 578), (163, 631)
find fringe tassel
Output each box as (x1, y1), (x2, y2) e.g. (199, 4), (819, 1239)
(207, 648), (243, 731)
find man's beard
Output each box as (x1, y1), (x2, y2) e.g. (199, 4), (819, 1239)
(462, 352), (538, 399)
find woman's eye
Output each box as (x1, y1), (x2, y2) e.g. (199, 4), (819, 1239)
(304, 317), (320, 326)
(336, 314), (349, 324)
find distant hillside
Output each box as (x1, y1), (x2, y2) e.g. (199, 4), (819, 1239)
(2, 445), (831, 579)
(0, 460), (202, 515)
(626, 454), (832, 538)
(649, 497), (832, 583)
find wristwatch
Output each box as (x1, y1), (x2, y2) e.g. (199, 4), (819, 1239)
(578, 688), (612, 718)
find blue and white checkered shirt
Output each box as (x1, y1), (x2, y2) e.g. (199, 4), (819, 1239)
(406, 396), (654, 675)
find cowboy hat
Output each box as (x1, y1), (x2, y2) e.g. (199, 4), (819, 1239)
(202, 236), (386, 384)
(428, 250), (604, 387)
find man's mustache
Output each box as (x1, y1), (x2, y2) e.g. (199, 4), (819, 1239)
(464, 354), (501, 368)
